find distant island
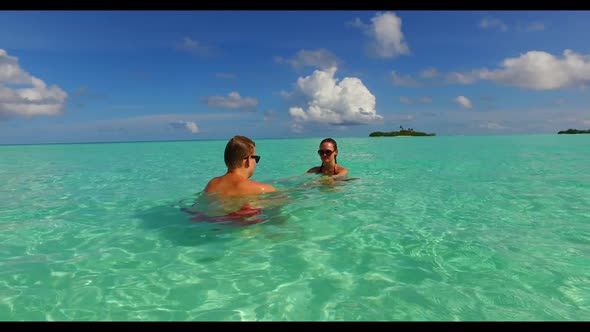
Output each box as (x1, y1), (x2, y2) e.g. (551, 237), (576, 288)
(370, 126), (436, 137)
(558, 129), (590, 134)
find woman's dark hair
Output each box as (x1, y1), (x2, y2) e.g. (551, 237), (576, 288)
(320, 137), (338, 164)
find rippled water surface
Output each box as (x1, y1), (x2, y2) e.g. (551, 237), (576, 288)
(1, 135), (589, 320)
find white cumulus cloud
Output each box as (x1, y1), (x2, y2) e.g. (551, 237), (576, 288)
(203, 91), (258, 111)
(448, 49), (590, 90)
(288, 67), (382, 125)
(0, 49), (67, 120)
(169, 120), (199, 134)
(352, 11), (410, 58)
(0, 49), (32, 84)
(454, 96), (473, 109)
(185, 121), (199, 133)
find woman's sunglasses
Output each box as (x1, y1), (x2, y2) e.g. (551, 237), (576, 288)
(317, 149), (334, 156)
(245, 155), (261, 163)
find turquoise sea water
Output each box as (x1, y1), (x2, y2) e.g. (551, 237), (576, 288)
(1, 135), (589, 321)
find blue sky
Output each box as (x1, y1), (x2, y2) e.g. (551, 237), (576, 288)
(1, 10), (589, 144)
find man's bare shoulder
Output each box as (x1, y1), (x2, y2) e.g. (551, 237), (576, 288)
(204, 174), (275, 196)
(241, 179), (276, 194)
(204, 176), (223, 193)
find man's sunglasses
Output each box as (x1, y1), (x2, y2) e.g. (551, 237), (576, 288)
(317, 149), (334, 156)
(245, 155), (261, 163)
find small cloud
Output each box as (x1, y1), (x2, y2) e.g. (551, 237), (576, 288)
(583, 119), (590, 126)
(203, 91), (258, 111)
(71, 86), (107, 100)
(278, 90), (294, 99)
(66, 86), (107, 111)
(169, 120), (199, 134)
(392, 71), (422, 87)
(275, 49), (341, 71)
(420, 68), (440, 79)
(447, 71), (481, 84)
(454, 96), (473, 109)
(352, 11), (410, 58)
(402, 114), (415, 121)
(399, 96), (413, 104)
(553, 98), (567, 105)
(215, 72), (236, 79)
(291, 123), (304, 133)
(185, 121), (199, 133)
(72, 86), (89, 97)
(524, 21), (545, 32)
(176, 37), (214, 57)
(479, 122), (507, 130)
(420, 96), (432, 103)
(479, 17), (508, 32)
(346, 17), (369, 30)
(263, 109), (275, 122)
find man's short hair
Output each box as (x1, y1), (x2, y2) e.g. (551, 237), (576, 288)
(224, 135), (256, 169)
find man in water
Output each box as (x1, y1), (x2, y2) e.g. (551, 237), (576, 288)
(183, 136), (277, 226)
(204, 135), (276, 197)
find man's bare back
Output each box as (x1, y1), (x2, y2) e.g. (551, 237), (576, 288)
(204, 172), (275, 198)
(202, 136), (275, 199)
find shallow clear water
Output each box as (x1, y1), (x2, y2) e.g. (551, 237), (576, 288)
(1, 135), (589, 321)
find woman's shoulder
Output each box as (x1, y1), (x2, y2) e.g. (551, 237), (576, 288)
(307, 166), (321, 173)
(336, 165), (348, 175)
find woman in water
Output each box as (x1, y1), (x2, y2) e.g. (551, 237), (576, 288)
(307, 138), (348, 178)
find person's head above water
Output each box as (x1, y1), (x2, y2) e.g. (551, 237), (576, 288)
(307, 137), (348, 177)
(318, 137), (339, 164)
(203, 135), (275, 198)
(224, 135), (260, 177)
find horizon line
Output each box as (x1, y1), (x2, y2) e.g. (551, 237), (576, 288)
(0, 133), (570, 147)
